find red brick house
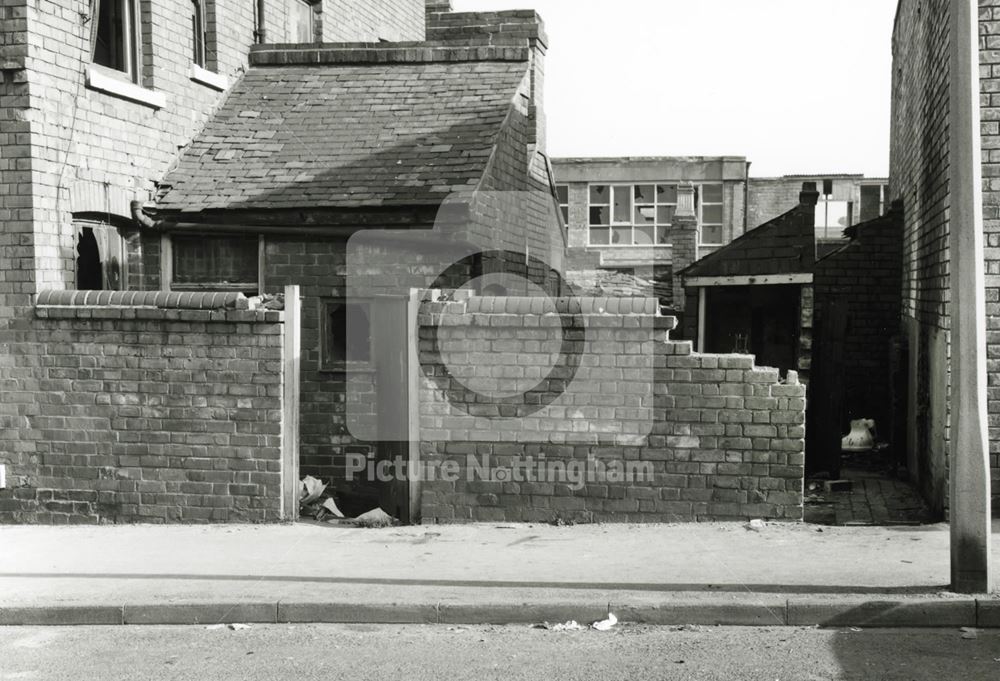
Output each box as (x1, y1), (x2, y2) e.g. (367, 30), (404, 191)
(0, 0), (564, 522)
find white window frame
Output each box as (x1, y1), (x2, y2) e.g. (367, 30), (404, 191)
(191, 0), (207, 68)
(698, 184), (725, 246)
(293, 0), (318, 43)
(588, 183), (721, 248)
(91, 0), (142, 84)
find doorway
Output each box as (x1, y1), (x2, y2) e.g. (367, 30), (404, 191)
(702, 284), (801, 373)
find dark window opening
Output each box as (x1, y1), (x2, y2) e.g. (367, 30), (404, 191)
(93, 0), (139, 80)
(172, 234), (259, 293)
(77, 228), (103, 290)
(76, 223), (124, 291)
(323, 300), (372, 369)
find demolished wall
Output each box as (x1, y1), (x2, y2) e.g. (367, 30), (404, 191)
(416, 296), (805, 523)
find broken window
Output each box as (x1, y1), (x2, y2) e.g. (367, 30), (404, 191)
(75, 220), (124, 291)
(91, 0), (141, 82)
(588, 183), (709, 247)
(292, 0), (317, 42)
(322, 299), (373, 371)
(191, 0), (206, 67)
(171, 234), (259, 293)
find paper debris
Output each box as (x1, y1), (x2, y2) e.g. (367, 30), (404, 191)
(591, 613), (618, 631)
(321, 497), (345, 519)
(553, 620), (583, 631)
(229, 623), (252, 631)
(299, 476), (327, 506)
(747, 519), (766, 531)
(961, 627), (978, 640)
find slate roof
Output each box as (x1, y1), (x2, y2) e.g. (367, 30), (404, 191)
(155, 58), (529, 213)
(680, 205), (817, 279)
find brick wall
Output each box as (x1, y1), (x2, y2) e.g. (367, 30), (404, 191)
(0, 0), (33, 314)
(417, 297), (806, 523)
(890, 0), (997, 513)
(0, 303), (286, 524)
(892, 0), (1000, 513)
(813, 208), (904, 436)
(266, 0), (425, 43)
(982, 0), (1000, 513)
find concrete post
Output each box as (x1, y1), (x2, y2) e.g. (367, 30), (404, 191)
(280, 285), (301, 521)
(948, 0), (993, 594)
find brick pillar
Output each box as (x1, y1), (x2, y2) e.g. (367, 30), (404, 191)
(672, 182), (698, 313)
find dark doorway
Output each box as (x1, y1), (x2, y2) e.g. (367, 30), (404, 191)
(703, 284), (801, 373)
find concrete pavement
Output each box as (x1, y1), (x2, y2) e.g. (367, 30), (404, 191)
(1, 521), (998, 627)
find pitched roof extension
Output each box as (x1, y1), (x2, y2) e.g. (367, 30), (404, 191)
(680, 204), (817, 279)
(154, 45), (530, 215)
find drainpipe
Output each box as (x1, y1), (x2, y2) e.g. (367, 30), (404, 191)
(947, 0), (993, 594)
(255, 0), (267, 44)
(743, 161), (752, 235)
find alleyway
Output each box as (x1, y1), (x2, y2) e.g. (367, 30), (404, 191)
(805, 452), (934, 527)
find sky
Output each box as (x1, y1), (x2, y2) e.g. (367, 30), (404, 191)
(452, 0), (898, 178)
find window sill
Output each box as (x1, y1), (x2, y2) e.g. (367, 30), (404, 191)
(86, 65), (166, 109)
(190, 64), (229, 92)
(587, 244), (674, 249)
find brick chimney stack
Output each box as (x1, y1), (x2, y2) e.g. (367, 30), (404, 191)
(671, 183), (699, 313)
(425, 0), (453, 13)
(425, 10), (548, 151)
(800, 181), (820, 207)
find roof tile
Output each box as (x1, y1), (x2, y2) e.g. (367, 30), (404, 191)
(156, 59), (528, 214)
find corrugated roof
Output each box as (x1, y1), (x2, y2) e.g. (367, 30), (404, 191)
(155, 59), (529, 213)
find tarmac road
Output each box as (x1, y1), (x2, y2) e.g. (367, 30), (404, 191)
(0, 624), (998, 681)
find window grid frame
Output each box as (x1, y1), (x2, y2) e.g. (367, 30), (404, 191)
(587, 182), (723, 248)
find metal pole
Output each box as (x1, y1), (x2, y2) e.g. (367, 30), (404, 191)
(948, 0), (993, 594)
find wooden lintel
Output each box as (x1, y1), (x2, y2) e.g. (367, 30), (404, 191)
(684, 273), (813, 288)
